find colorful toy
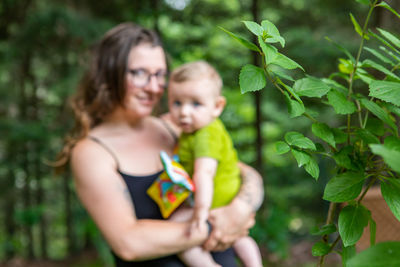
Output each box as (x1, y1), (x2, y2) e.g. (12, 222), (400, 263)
(147, 151), (195, 218)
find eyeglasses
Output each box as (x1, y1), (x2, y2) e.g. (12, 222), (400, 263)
(128, 68), (168, 88)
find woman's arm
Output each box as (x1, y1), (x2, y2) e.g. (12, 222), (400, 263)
(235, 161), (265, 211)
(204, 161), (264, 251)
(71, 139), (208, 261)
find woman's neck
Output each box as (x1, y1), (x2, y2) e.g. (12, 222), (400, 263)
(103, 107), (147, 129)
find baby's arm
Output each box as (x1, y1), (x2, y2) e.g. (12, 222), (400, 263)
(191, 157), (218, 231)
(204, 162), (264, 251)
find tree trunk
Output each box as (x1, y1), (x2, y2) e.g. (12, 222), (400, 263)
(3, 143), (17, 259)
(64, 170), (75, 255)
(26, 56), (48, 259)
(374, 0), (400, 29)
(36, 158), (48, 259)
(19, 52), (34, 259)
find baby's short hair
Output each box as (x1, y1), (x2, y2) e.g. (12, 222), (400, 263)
(170, 60), (223, 94)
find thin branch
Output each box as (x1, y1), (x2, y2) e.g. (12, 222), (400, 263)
(358, 177), (377, 203)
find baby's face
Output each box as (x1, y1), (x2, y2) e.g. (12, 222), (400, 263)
(168, 79), (223, 133)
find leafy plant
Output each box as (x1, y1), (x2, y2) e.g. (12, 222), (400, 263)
(222, 0), (400, 266)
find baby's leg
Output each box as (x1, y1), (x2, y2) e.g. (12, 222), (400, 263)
(169, 208), (220, 267)
(179, 247), (221, 267)
(233, 236), (263, 267)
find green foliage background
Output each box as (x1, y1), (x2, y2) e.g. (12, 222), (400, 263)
(1, 0), (399, 265)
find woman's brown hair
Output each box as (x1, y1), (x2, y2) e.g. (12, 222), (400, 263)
(55, 23), (163, 172)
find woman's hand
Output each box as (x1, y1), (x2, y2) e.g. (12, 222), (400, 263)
(204, 198), (256, 251)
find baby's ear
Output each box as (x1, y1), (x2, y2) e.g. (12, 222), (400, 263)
(213, 96), (226, 117)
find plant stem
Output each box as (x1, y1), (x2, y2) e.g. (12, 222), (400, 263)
(303, 112), (318, 123)
(358, 176), (377, 203)
(268, 76), (319, 123)
(326, 202), (337, 225)
(318, 235), (341, 267)
(321, 202), (337, 245)
(346, 1), (377, 142)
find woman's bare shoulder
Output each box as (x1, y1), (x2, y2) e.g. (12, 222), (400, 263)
(70, 137), (117, 178)
(71, 138), (101, 162)
(146, 116), (177, 144)
(148, 115), (180, 142)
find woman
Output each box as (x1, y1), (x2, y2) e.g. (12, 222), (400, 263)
(59, 22), (264, 266)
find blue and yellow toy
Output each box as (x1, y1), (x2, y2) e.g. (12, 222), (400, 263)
(147, 151), (195, 218)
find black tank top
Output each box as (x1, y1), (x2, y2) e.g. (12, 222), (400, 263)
(88, 136), (237, 267)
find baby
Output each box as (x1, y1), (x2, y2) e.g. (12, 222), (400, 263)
(168, 61), (262, 267)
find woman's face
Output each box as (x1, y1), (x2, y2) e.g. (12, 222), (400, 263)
(124, 44), (167, 117)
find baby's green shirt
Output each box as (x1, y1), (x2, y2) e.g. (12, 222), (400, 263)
(178, 118), (241, 208)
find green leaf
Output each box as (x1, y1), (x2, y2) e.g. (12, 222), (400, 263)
(384, 102), (400, 117)
(357, 72), (375, 85)
(266, 35), (285, 48)
(369, 30), (400, 56)
(310, 224), (337, 236)
(364, 47), (395, 66)
(312, 123), (336, 148)
(355, 128), (380, 144)
(327, 90), (357, 114)
(285, 131), (316, 150)
(379, 45), (400, 63)
(347, 241), (400, 267)
(342, 245), (356, 267)
(323, 172), (365, 202)
(305, 157), (319, 180)
(333, 146), (358, 170)
(369, 218), (376, 246)
(279, 80), (303, 103)
(261, 20), (285, 47)
(339, 204), (370, 247)
(270, 68), (294, 81)
(239, 64), (266, 94)
(283, 91), (305, 118)
(355, 0), (370, 5)
(291, 148), (311, 167)
(377, 28), (400, 49)
(365, 117), (385, 136)
(370, 144), (400, 173)
(315, 143), (326, 152)
(259, 37), (278, 64)
(311, 241), (331, 256)
(360, 98), (398, 135)
(350, 13), (369, 39)
(272, 53), (304, 71)
(369, 80), (400, 107)
(384, 135), (400, 151)
(242, 21), (264, 36)
(325, 37), (356, 63)
(219, 27), (261, 52)
(363, 59), (400, 81)
(322, 78), (348, 94)
(339, 59), (354, 74)
(381, 179), (400, 221)
(376, 2), (400, 20)
(293, 76), (331, 98)
(275, 141), (290, 154)
(332, 128), (348, 144)
(261, 19), (280, 37)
